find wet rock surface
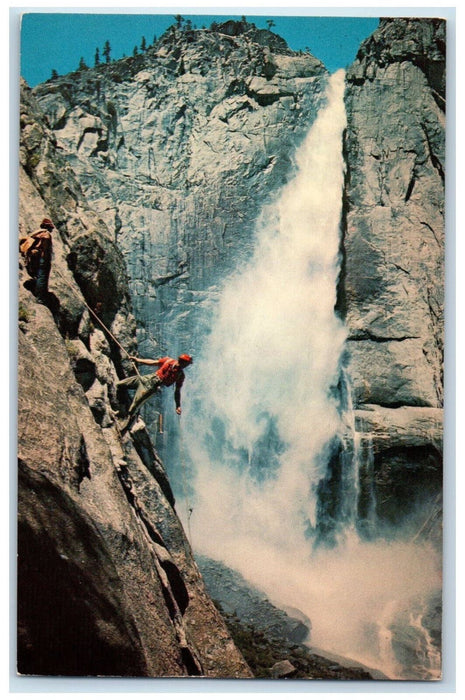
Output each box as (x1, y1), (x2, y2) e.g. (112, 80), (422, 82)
(197, 555), (373, 680)
(197, 555), (311, 645)
(217, 607), (373, 680)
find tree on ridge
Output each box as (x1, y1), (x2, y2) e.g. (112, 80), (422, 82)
(103, 40), (111, 64)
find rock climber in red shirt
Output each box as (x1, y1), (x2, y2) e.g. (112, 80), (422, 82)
(117, 354), (193, 434)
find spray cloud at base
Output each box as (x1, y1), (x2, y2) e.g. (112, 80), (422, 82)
(180, 70), (441, 679)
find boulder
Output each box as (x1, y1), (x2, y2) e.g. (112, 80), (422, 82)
(270, 659), (298, 678)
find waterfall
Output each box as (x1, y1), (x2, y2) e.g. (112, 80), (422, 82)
(181, 69), (441, 679)
(185, 68), (348, 543)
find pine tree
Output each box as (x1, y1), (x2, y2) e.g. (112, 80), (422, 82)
(266, 19), (276, 31)
(103, 40), (111, 64)
(133, 45), (139, 57)
(141, 36), (147, 52)
(174, 14), (183, 30)
(51, 68), (59, 79)
(94, 47), (100, 66)
(78, 56), (88, 71)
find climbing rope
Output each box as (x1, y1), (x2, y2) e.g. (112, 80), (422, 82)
(178, 414), (194, 548)
(52, 267), (141, 377)
(52, 267), (197, 545)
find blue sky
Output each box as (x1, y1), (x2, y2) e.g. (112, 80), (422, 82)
(20, 13), (379, 87)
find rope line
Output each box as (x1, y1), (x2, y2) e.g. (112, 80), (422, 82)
(53, 267), (141, 377)
(178, 414), (193, 548)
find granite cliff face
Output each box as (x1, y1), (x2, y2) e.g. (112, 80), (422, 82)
(18, 80), (252, 678)
(338, 17), (445, 537)
(32, 21), (328, 371)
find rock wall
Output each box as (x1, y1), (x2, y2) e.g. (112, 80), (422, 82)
(31, 21), (328, 438)
(341, 18), (445, 533)
(18, 80), (252, 678)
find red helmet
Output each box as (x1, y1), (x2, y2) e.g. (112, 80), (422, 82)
(178, 354), (193, 364)
(41, 218), (54, 229)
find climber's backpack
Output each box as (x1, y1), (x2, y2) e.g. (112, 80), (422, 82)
(19, 230), (48, 278)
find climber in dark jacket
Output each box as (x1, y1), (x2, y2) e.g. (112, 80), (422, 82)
(117, 354), (193, 434)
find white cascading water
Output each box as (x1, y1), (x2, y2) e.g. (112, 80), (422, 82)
(182, 70), (441, 679)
